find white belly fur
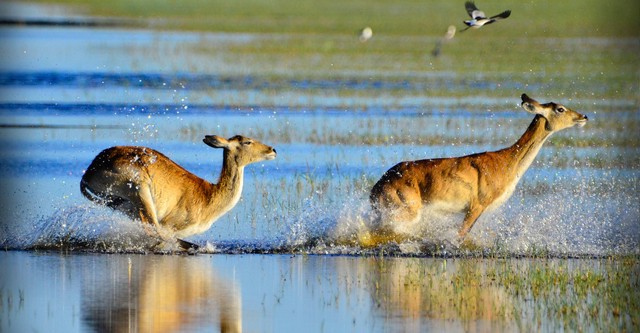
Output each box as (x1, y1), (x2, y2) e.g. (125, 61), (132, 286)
(486, 176), (520, 212)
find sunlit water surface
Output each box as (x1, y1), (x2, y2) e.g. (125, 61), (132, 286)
(0, 6), (637, 255)
(3, 251), (638, 333)
(0, 4), (639, 332)
(0, 91), (636, 256)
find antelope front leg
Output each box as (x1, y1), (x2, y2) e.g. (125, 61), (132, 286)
(138, 210), (180, 251)
(458, 205), (485, 240)
(138, 209), (162, 239)
(136, 185), (174, 242)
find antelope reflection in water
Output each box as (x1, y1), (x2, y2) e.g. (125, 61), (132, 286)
(82, 256), (242, 333)
(335, 258), (516, 332)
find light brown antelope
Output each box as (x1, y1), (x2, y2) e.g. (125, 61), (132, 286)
(369, 94), (588, 245)
(80, 135), (276, 249)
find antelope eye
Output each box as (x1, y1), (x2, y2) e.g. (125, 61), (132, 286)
(557, 107), (565, 113)
(242, 141), (253, 146)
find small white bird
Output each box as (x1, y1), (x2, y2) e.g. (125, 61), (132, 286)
(359, 26), (373, 42)
(431, 25), (457, 57)
(443, 24), (456, 40)
(461, 1), (510, 31)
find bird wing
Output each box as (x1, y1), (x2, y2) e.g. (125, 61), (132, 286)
(464, 1), (478, 18)
(472, 10), (486, 19)
(490, 10), (511, 20)
(465, 1), (484, 18)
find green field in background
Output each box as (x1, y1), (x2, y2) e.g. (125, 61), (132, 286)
(32, 0), (640, 37)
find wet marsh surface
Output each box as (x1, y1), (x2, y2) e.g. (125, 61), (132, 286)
(1, 1), (639, 332)
(2, 252), (639, 333)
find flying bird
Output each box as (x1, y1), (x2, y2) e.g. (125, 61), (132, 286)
(359, 26), (373, 42)
(461, 1), (511, 31)
(431, 25), (456, 57)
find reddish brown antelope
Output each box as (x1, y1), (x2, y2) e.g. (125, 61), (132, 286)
(369, 94), (588, 244)
(81, 135), (276, 249)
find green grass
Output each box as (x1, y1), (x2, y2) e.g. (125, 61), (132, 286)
(32, 0), (640, 37)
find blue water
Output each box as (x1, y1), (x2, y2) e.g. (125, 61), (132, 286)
(0, 251), (536, 333)
(1, 3), (639, 333)
(0, 6), (638, 256)
(1, 99), (637, 255)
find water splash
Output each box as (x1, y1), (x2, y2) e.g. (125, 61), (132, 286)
(268, 171), (640, 257)
(1, 205), (156, 252)
(483, 173), (640, 256)
(3, 171), (637, 257)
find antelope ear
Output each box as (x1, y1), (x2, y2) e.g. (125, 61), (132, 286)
(521, 93), (540, 114)
(203, 135), (229, 149)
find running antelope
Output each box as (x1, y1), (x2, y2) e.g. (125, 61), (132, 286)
(369, 94), (588, 243)
(80, 135), (276, 248)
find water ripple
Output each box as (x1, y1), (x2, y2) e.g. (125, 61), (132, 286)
(0, 71), (514, 92)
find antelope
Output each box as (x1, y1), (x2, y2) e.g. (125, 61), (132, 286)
(369, 94), (588, 244)
(80, 135), (276, 249)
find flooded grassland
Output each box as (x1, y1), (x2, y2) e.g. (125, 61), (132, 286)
(1, 253), (639, 332)
(0, 1), (639, 332)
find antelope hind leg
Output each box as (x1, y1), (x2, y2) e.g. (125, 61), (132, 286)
(360, 203), (421, 246)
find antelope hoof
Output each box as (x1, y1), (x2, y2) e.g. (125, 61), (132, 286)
(177, 238), (200, 252)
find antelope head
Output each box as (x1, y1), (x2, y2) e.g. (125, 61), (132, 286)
(521, 93), (588, 132)
(203, 135), (277, 166)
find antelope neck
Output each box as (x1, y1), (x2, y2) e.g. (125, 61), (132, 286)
(504, 115), (553, 176)
(216, 151), (244, 194)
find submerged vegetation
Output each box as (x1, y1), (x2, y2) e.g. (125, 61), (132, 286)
(364, 257), (640, 332)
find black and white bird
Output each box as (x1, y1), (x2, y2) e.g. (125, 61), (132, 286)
(461, 1), (510, 31)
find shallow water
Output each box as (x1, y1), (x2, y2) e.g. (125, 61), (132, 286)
(2, 251), (638, 333)
(1, 101), (637, 255)
(0, 3), (639, 332)
(0, 13), (638, 255)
